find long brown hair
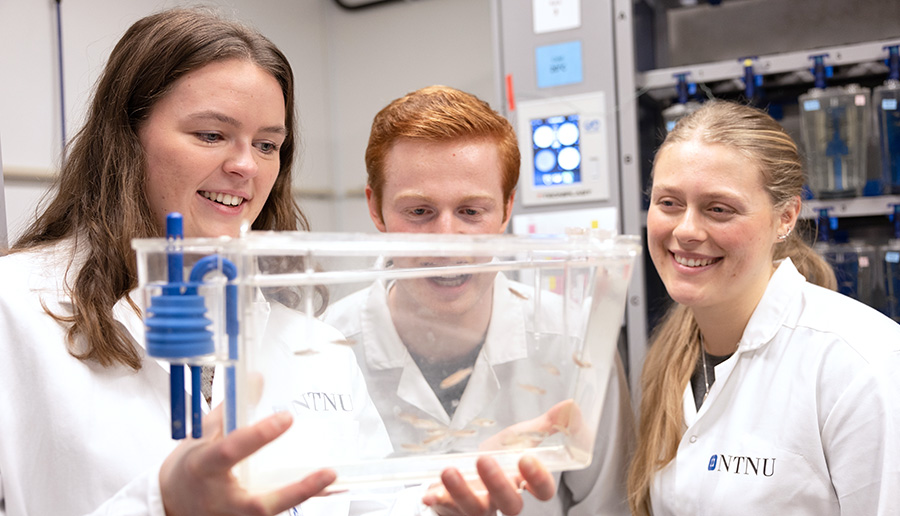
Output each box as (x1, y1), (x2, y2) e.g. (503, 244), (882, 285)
(11, 7), (307, 371)
(365, 85), (520, 219)
(627, 101), (836, 515)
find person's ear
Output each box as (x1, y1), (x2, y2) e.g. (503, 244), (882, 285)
(365, 185), (387, 233)
(499, 189), (517, 233)
(777, 195), (801, 241)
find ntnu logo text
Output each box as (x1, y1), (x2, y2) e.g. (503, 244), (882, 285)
(291, 392), (354, 412)
(708, 454), (775, 476)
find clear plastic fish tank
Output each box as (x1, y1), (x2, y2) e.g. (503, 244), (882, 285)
(878, 238), (900, 322)
(875, 80), (900, 195)
(799, 83), (871, 199)
(814, 239), (880, 308)
(132, 230), (640, 493)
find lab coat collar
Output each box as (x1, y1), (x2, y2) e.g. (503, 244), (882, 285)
(681, 352), (739, 427)
(737, 258), (804, 353)
(360, 280), (409, 369)
(682, 259), (803, 426)
(24, 238), (84, 304)
(361, 273), (528, 426)
(360, 273), (529, 370)
(26, 237), (143, 318)
(482, 273), (529, 363)
(24, 238), (173, 387)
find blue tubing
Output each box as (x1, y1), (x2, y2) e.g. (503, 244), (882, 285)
(191, 365), (203, 439)
(163, 213), (187, 439)
(170, 366), (186, 439)
(188, 255), (239, 434)
(226, 284), (238, 433)
(226, 366), (237, 433)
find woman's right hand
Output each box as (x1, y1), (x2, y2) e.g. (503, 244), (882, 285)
(159, 405), (336, 515)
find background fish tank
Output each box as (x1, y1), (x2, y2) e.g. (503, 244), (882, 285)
(132, 230), (640, 493)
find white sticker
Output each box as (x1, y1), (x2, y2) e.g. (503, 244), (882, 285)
(533, 0), (581, 34)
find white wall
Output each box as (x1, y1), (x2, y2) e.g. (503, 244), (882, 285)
(322, 0), (496, 232)
(0, 0), (494, 241)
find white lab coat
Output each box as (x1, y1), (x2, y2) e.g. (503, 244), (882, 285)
(248, 301), (393, 516)
(0, 244), (172, 516)
(0, 242), (388, 516)
(323, 273), (634, 516)
(650, 258), (900, 516)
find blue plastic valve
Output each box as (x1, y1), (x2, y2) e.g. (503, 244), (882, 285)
(741, 57), (763, 102)
(145, 213), (215, 439)
(885, 45), (899, 82)
(673, 72), (691, 105)
(809, 54), (833, 90)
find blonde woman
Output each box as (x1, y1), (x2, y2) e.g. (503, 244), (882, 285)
(628, 101), (900, 515)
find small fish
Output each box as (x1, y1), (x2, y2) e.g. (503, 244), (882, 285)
(518, 383), (546, 395)
(293, 348), (319, 356)
(572, 352), (592, 368)
(330, 337), (357, 346)
(502, 430), (549, 448)
(401, 443), (427, 452)
(508, 287), (529, 300)
(423, 432), (447, 445)
(500, 435), (528, 448)
(551, 423), (571, 436)
(500, 434), (534, 448)
(451, 429), (478, 438)
(542, 363), (561, 376)
(470, 418), (496, 427)
(520, 430), (549, 441)
(440, 366), (474, 389)
(398, 412), (442, 430)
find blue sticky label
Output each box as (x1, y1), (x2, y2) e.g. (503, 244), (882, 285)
(803, 99), (821, 112)
(882, 98), (898, 111)
(886, 251), (900, 263)
(535, 41), (583, 88)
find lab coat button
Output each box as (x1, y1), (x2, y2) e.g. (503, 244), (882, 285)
(689, 435), (697, 443)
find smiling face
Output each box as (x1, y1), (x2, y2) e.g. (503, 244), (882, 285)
(139, 59), (286, 238)
(647, 140), (791, 317)
(369, 138), (513, 235)
(368, 138), (514, 319)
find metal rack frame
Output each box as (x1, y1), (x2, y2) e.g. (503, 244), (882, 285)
(613, 3), (900, 398)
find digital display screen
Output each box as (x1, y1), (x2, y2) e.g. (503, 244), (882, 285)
(530, 114), (582, 187)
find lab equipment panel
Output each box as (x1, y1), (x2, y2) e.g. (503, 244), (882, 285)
(132, 230), (640, 492)
(516, 92), (610, 207)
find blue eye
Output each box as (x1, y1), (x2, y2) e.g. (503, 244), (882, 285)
(196, 132), (221, 143)
(257, 142), (278, 154)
